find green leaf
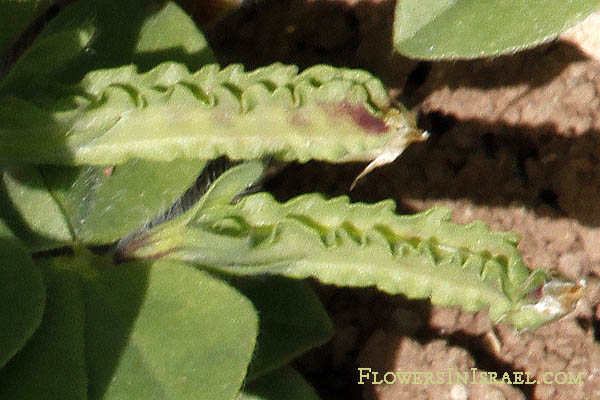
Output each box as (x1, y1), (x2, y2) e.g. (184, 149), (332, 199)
(393, 0), (600, 59)
(238, 366), (321, 400)
(133, 1), (216, 72)
(0, 0), (53, 57)
(82, 258), (259, 400)
(40, 158), (207, 244)
(1, 0), (215, 94)
(0, 165), (73, 250)
(0, 220), (45, 369)
(122, 162), (582, 330)
(0, 20), (95, 93)
(0, 264), (87, 400)
(0, 63), (425, 171)
(228, 276), (334, 381)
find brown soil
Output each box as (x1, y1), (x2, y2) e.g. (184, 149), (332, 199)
(203, 1), (600, 399)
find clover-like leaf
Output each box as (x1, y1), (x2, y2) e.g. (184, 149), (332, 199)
(394, 0), (600, 59)
(238, 366), (321, 400)
(228, 276), (334, 381)
(40, 159), (207, 244)
(0, 220), (45, 369)
(1, 0), (215, 92)
(0, 62), (425, 176)
(0, 20), (95, 94)
(82, 258), (259, 400)
(121, 163), (583, 330)
(133, 1), (216, 72)
(0, 263), (87, 400)
(0, 165), (73, 250)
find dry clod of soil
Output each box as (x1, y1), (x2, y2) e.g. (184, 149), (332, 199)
(494, 316), (600, 400)
(357, 332), (525, 400)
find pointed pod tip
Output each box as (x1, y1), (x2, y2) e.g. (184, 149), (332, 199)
(349, 128), (429, 190)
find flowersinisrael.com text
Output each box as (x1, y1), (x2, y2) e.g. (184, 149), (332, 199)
(357, 367), (583, 386)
